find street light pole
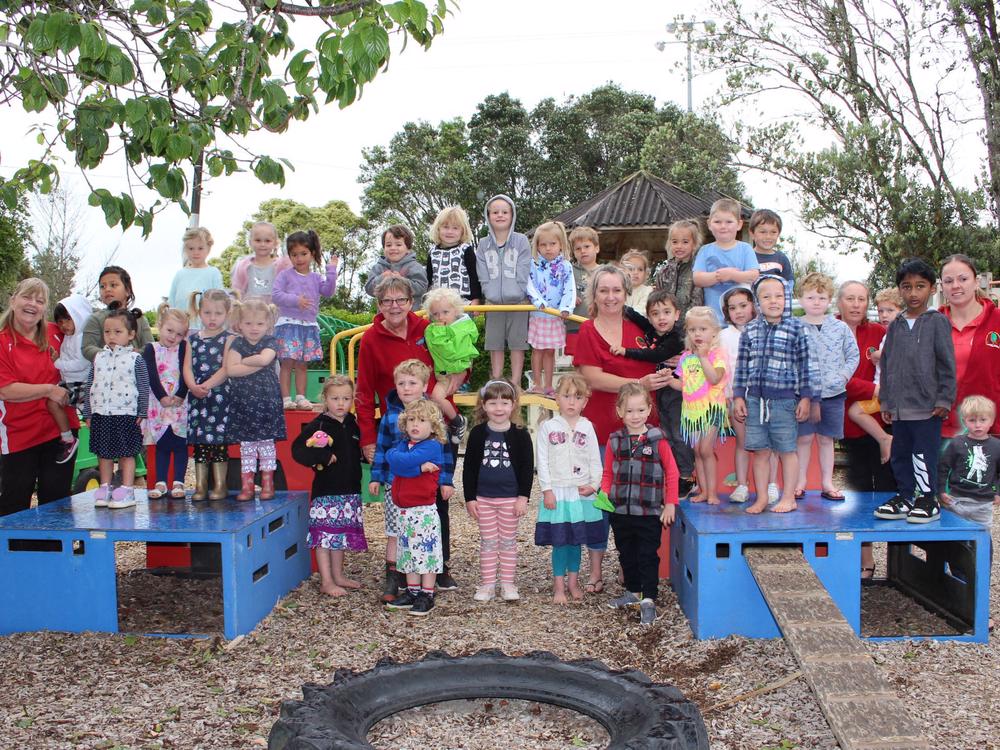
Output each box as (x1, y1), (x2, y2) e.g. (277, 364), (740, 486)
(658, 20), (714, 114)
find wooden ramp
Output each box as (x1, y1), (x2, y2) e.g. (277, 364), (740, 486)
(744, 546), (931, 750)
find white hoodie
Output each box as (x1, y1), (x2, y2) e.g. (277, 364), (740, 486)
(53, 294), (94, 383)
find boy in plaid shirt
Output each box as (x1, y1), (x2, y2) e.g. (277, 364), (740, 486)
(368, 359), (455, 602)
(733, 274), (818, 514)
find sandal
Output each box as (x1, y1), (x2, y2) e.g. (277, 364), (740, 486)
(295, 395), (313, 410)
(170, 482), (187, 499)
(282, 396), (295, 410)
(585, 579), (604, 594)
(821, 490), (846, 501)
(861, 565), (876, 586)
(793, 489), (805, 500)
(148, 481), (167, 499)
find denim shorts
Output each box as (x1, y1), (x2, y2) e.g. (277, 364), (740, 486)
(744, 397), (798, 454)
(798, 394), (847, 439)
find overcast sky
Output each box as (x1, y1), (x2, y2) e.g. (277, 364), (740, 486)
(2, 0), (954, 309)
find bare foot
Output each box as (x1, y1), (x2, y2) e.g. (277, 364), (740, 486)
(568, 580), (583, 601)
(690, 493), (707, 503)
(772, 497), (798, 513)
(552, 588), (568, 605)
(746, 499), (768, 514)
(878, 435), (892, 464)
(334, 577), (362, 589)
(321, 583), (349, 597)
(706, 495), (721, 505)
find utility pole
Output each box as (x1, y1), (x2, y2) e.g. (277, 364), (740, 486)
(656, 20), (715, 113)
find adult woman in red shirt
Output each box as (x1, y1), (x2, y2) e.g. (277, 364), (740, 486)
(939, 254), (1000, 437)
(573, 264), (672, 592)
(0, 278), (79, 516)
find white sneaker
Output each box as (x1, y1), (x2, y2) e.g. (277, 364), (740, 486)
(147, 481), (167, 499)
(767, 483), (780, 503)
(473, 585), (495, 602)
(108, 486), (136, 509)
(729, 484), (750, 503)
(282, 397), (295, 410)
(500, 583), (520, 601)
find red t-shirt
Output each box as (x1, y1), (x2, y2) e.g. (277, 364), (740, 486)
(573, 318), (658, 445)
(839, 317), (886, 440)
(0, 325), (80, 455)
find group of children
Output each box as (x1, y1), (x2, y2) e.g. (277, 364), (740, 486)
(41, 192), (998, 624)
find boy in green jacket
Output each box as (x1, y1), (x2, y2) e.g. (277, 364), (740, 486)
(424, 287), (479, 444)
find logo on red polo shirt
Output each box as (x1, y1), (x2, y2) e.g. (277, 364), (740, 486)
(987, 331), (1000, 349)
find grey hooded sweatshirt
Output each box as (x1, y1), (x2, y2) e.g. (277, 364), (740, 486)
(475, 194), (531, 304)
(53, 293), (95, 383)
(880, 307), (956, 421)
(364, 250), (429, 301)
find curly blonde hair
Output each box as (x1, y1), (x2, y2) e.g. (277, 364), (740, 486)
(423, 287), (466, 318)
(397, 399), (447, 443)
(321, 374), (355, 401)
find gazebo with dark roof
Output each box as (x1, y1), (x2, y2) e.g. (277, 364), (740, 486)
(551, 170), (751, 264)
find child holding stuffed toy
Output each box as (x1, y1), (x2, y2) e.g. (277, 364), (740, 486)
(291, 376), (368, 596)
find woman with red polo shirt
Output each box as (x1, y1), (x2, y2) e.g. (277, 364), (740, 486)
(355, 275), (460, 590)
(573, 264), (672, 592)
(939, 254), (1000, 437)
(0, 278), (80, 516)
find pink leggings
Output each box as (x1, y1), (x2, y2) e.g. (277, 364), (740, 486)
(240, 440), (276, 474)
(476, 496), (520, 585)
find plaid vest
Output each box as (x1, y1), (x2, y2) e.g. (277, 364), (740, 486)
(608, 427), (666, 516)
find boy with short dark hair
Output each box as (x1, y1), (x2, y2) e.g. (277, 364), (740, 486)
(364, 225), (429, 301)
(875, 258), (956, 523)
(749, 209), (793, 283)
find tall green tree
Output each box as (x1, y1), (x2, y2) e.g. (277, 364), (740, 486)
(688, 0), (999, 281)
(212, 198), (372, 310)
(0, 198), (31, 302)
(27, 189), (83, 309)
(0, 0), (450, 234)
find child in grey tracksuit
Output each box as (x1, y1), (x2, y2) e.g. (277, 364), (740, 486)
(475, 193), (532, 383)
(364, 224), (429, 302)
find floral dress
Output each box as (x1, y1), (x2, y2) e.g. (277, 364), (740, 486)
(143, 341), (188, 444)
(227, 335), (286, 443)
(187, 330), (230, 445)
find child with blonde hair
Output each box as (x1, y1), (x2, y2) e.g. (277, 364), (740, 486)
(534, 374), (604, 604)
(143, 306), (191, 499)
(603, 383), (679, 626)
(231, 221), (291, 302)
(226, 298), (286, 501)
(526, 221), (576, 395)
(184, 289), (233, 501)
(272, 230), (338, 409)
(426, 206), (482, 304)
(168, 227), (223, 329)
(463, 379), (534, 602)
(292, 376), (367, 596)
(847, 287), (902, 463)
(693, 200), (759, 323)
(653, 220), (704, 316)
(384, 399), (449, 617)
(939, 395), (1000, 527)
(795, 273), (859, 501)
(622, 249), (653, 312)
(566, 226), (602, 355)
(670, 306), (731, 504)
(424, 286), (478, 443)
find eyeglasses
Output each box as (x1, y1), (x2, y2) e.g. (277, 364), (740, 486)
(379, 297), (412, 307)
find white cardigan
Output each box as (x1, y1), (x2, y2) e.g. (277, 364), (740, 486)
(535, 414), (603, 492)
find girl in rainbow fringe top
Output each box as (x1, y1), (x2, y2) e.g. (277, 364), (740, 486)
(670, 305), (732, 505)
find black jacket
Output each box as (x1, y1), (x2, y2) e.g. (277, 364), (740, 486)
(291, 412), (364, 496)
(622, 306), (683, 368)
(462, 422), (534, 501)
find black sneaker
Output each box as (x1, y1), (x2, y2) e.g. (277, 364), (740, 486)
(408, 592), (435, 616)
(873, 493), (912, 520)
(381, 567), (400, 602)
(907, 495), (941, 524)
(56, 436), (79, 465)
(436, 571), (459, 591)
(450, 414), (468, 445)
(678, 477), (695, 498)
(385, 589), (417, 610)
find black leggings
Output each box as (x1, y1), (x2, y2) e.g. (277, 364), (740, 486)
(0, 436), (76, 517)
(192, 444), (227, 463)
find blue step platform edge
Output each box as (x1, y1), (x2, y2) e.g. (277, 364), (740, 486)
(0, 490), (312, 640)
(670, 491), (991, 643)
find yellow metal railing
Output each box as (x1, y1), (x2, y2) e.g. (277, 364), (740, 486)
(330, 304), (587, 409)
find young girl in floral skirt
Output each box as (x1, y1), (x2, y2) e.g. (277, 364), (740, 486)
(292, 376), (367, 596)
(143, 306), (190, 499)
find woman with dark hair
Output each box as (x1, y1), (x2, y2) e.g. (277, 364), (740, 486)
(938, 254), (1000, 436)
(81, 265), (153, 361)
(0, 278), (80, 515)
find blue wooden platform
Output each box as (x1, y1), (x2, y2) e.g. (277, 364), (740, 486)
(670, 491), (991, 643)
(0, 490), (311, 639)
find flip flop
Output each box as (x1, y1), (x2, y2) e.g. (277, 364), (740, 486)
(821, 490), (846, 501)
(585, 580), (604, 594)
(793, 489), (805, 500)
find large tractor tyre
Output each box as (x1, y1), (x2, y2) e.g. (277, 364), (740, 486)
(269, 650), (709, 750)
